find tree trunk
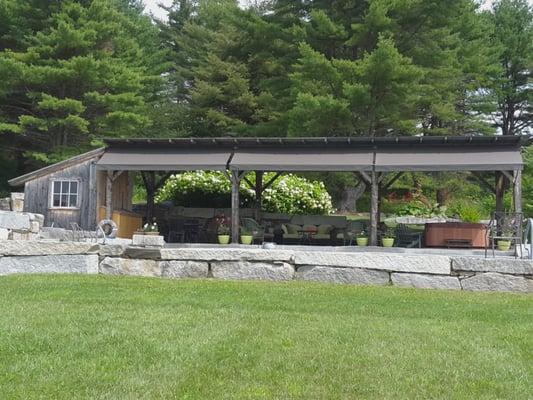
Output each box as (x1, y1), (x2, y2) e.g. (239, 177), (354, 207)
(338, 182), (366, 212)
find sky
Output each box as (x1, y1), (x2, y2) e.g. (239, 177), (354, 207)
(142, 0), (522, 21)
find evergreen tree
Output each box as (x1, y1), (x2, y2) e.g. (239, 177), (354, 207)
(0, 0), (167, 167)
(488, 0), (532, 136)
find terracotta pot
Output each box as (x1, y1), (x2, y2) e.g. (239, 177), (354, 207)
(356, 237), (368, 246)
(218, 235), (230, 244)
(240, 235), (253, 245)
(497, 240), (511, 251)
(382, 238), (395, 247)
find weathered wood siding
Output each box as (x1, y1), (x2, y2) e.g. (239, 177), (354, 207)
(96, 171), (133, 213)
(23, 158), (98, 230)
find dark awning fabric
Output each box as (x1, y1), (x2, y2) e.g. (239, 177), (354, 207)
(229, 149), (374, 171)
(374, 148), (523, 172)
(96, 148), (232, 171)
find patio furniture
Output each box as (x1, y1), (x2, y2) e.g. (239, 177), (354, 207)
(395, 224), (423, 248)
(167, 218), (185, 243)
(485, 212), (523, 258)
(183, 219), (200, 243)
(342, 220), (367, 245)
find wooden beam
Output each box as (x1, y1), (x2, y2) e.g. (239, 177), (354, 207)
(262, 172), (282, 191)
(87, 161), (97, 229)
(254, 171), (264, 220)
(495, 171), (505, 213)
(513, 169), (522, 213)
(242, 176), (254, 190)
(105, 171), (114, 220)
(231, 170), (241, 244)
(358, 171), (372, 185)
(501, 170), (513, 181)
(383, 172), (404, 190)
(369, 170), (379, 246)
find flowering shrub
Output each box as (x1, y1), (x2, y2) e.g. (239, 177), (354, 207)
(156, 171), (334, 215)
(261, 174), (334, 215)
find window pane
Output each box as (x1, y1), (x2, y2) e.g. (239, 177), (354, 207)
(61, 181), (69, 193)
(53, 194), (60, 207)
(70, 181), (78, 195)
(69, 195), (77, 207)
(60, 194), (68, 207)
(53, 182), (61, 194)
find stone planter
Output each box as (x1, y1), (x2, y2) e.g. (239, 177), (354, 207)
(134, 231), (160, 236)
(382, 238), (395, 247)
(497, 240), (511, 251)
(132, 234), (165, 247)
(240, 235), (253, 245)
(356, 237), (368, 246)
(218, 235), (230, 244)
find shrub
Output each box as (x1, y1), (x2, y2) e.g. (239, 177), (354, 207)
(392, 200), (447, 218)
(156, 171), (334, 215)
(449, 201), (483, 223)
(261, 174), (334, 215)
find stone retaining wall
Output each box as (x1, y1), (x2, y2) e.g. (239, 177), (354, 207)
(0, 241), (531, 293)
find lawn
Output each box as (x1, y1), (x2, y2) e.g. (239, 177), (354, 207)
(0, 275), (531, 399)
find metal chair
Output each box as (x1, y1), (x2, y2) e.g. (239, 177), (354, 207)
(485, 212), (523, 258)
(167, 219), (185, 243)
(240, 218), (265, 244)
(183, 219), (200, 243)
(395, 224), (423, 248)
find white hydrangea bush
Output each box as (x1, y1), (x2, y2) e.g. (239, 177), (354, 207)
(156, 171), (334, 215)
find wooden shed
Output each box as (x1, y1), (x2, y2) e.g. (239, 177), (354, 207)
(8, 148), (140, 237)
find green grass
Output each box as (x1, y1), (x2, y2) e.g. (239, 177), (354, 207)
(0, 275), (531, 399)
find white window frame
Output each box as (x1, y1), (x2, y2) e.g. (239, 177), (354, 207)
(49, 179), (81, 210)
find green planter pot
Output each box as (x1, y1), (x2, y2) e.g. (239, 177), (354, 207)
(240, 235), (253, 245)
(218, 235), (230, 245)
(497, 240), (511, 251)
(382, 238), (395, 247)
(356, 237), (368, 246)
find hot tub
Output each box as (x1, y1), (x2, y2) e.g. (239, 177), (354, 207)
(424, 222), (488, 248)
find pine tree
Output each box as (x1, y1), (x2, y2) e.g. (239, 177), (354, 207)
(489, 0), (532, 136)
(0, 0), (167, 166)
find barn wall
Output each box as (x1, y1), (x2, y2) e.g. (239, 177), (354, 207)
(23, 159), (98, 229)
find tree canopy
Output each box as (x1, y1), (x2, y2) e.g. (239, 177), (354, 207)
(0, 0), (531, 194)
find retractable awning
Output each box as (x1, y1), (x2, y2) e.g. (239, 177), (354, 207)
(374, 147), (523, 172)
(96, 148), (232, 171)
(229, 149), (374, 171)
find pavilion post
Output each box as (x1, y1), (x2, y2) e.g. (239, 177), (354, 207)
(513, 169), (522, 213)
(105, 170), (114, 220)
(369, 170), (379, 246)
(495, 171), (505, 213)
(254, 170), (263, 220)
(231, 170), (241, 244)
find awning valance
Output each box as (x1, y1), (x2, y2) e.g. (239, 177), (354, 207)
(229, 149), (374, 171)
(96, 148), (232, 171)
(374, 148), (523, 172)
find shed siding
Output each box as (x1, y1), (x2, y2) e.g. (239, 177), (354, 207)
(23, 158), (98, 229)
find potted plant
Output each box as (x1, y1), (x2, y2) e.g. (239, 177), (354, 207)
(381, 228), (395, 247)
(217, 222), (230, 244)
(142, 219), (159, 236)
(497, 231), (513, 251)
(356, 231), (368, 246)
(240, 229), (254, 245)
